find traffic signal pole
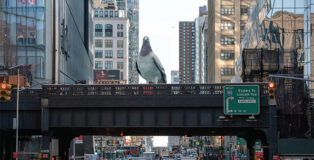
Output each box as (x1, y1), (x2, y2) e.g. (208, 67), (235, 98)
(269, 74), (314, 82)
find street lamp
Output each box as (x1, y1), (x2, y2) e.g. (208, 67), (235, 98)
(9, 64), (24, 160)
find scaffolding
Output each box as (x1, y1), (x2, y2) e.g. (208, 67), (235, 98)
(241, 48), (311, 138)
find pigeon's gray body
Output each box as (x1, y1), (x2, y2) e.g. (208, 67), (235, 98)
(136, 37), (167, 84)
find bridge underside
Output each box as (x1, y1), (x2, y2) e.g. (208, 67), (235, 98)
(46, 107), (271, 136)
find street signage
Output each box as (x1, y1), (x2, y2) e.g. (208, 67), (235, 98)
(255, 140), (261, 149)
(224, 85), (260, 115)
(75, 135), (83, 144)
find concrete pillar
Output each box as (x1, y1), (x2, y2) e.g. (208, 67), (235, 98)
(58, 136), (73, 160)
(41, 135), (51, 160)
(0, 133), (4, 160)
(265, 106), (278, 160)
(244, 136), (255, 160)
(1, 132), (14, 160)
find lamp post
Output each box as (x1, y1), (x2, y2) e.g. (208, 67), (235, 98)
(16, 68), (19, 160)
(9, 65), (23, 160)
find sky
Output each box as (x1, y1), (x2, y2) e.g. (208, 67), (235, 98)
(139, 0), (207, 146)
(139, 0), (207, 83)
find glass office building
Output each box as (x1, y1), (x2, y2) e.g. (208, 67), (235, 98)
(239, 0), (314, 138)
(241, 0), (313, 87)
(127, 0), (139, 84)
(0, 0), (46, 79)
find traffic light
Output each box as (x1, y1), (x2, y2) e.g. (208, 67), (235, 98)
(0, 81), (12, 102)
(268, 82), (276, 105)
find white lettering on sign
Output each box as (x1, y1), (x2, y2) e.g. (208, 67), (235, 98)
(238, 100), (256, 103)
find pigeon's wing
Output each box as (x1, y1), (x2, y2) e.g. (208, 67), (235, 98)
(135, 61), (142, 76)
(152, 54), (167, 83)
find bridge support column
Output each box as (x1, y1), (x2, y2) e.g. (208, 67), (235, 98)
(264, 106), (278, 160)
(41, 135), (51, 160)
(0, 132), (14, 160)
(58, 136), (73, 160)
(246, 138), (255, 160)
(0, 132), (4, 160)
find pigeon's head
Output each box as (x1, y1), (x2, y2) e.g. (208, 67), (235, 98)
(140, 36), (152, 56)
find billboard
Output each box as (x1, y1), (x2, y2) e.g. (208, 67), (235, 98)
(94, 70), (120, 84)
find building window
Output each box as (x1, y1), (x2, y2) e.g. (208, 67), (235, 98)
(95, 50), (103, 58)
(241, 7), (248, 14)
(241, 24), (245, 30)
(95, 11), (98, 17)
(221, 37), (234, 45)
(120, 72), (124, 80)
(95, 61), (103, 69)
(105, 11), (108, 17)
(117, 40), (124, 48)
(117, 24), (123, 30)
(117, 62), (124, 69)
(99, 11), (103, 17)
(221, 8), (235, 15)
(221, 68), (235, 75)
(105, 24), (113, 37)
(117, 32), (124, 37)
(115, 11), (119, 17)
(110, 11), (113, 17)
(117, 50), (124, 58)
(95, 39), (103, 48)
(221, 22), (234, 30)
(221, 51), (234, 60)
(95, 24), (103, 37)
(105, 40), (113, 48)
(104, 50), (113, 58)
(104, 61), (113, 69)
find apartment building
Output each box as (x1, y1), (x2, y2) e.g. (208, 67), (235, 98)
(207, 0), (250, 83)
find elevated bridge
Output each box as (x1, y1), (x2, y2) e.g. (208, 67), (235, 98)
(0, 83), (277, 160)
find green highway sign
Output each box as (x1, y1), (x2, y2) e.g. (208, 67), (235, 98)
(223, 85), (260, 115)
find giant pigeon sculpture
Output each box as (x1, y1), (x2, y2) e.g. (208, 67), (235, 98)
(136, 36), (167, 84)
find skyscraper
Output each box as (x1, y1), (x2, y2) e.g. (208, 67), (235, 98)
(0, 0), (94, 85)
(195, 6), (208, 83)
(207, 0), (251, 83)
(127, 0), (139, 84)
(171, 70), (179, 84)
(179, 21), (196, 84)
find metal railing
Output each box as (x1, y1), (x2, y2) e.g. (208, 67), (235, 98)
(11, 89), (42, 99)
(42, 83), (268, 97)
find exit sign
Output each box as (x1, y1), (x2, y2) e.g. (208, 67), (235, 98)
(224, 85), (260, 115)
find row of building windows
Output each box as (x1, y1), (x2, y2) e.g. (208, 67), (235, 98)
(221, 68), (235, 75)
(221, 37), (235, 45)
(95, 50), (124, 59)
(95, 61), (124, 70)
(221, 8), (235, 15)
(221, 51), (235, 60)
(221, 22), (235, 30)
(221, 7), (248, 15)
(95, 24), (124, 37)
(94, 10), (119, 18)
(95, 39), (124, 48)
